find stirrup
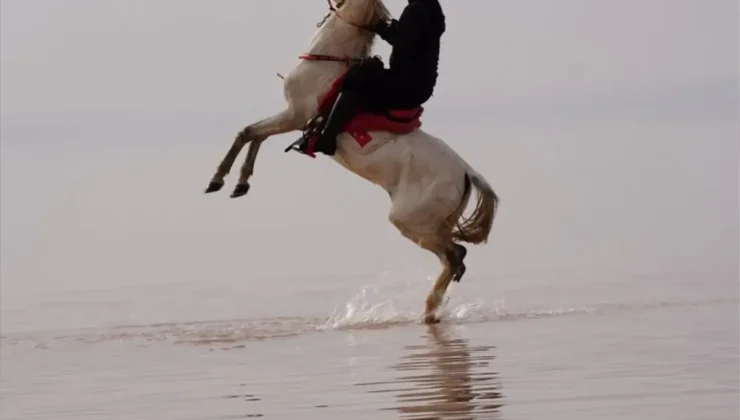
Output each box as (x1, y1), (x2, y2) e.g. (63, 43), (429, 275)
(284, 132), (310, 154)
(284, 116), (323, 154)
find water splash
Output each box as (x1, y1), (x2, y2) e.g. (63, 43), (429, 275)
(322, 283), (421, 329)
(321, 277), (505, 330)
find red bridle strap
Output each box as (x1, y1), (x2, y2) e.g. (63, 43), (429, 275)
(298, 53), (362, 66)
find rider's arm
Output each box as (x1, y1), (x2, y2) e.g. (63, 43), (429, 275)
(386, 6), (425, 50)
(374, 2), (428, 47)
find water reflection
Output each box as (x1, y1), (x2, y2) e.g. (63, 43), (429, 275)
(359, 324), (504, 419)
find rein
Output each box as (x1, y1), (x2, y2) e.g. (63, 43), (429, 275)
(302, 0), (368, 65)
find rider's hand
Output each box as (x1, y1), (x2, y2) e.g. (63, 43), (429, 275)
(369, 19), (397, 38)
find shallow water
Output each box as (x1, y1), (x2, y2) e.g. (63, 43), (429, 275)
(1, 271), (737, 420)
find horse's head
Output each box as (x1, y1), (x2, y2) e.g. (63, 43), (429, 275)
(330, 0), (391, 31)
(307, 0), (392, 60)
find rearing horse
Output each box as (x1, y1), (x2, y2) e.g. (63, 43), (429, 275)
(204, 0), (499, 324)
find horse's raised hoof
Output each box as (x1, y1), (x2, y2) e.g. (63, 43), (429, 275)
(231, 183), (250, 198)
(449, 243), (468, 283)
(204, 181), (224, 194)
(423, 313), (441, 324)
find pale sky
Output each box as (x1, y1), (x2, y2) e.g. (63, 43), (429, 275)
(0, 1), (738, 314)
(1, 0), (737, 117)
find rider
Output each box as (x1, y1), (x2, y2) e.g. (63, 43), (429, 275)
(301, 0), (446, 155)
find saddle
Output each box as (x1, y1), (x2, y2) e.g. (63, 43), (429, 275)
(285, 72), (424, 158)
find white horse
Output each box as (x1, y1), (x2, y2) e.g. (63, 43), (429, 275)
(204, 0), (499, 324)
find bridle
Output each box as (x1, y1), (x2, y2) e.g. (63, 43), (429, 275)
(316, 0), (366, 30)
(299, 0), (369, 66)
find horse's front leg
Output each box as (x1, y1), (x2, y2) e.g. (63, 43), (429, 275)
(205, 108), (302, 194)
(230, 107), (307, 198)
(230, 138), (264, 198)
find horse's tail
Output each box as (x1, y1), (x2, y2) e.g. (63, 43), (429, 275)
(452, 169), (499, 245)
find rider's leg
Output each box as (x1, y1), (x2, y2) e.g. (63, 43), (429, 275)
(313, 90), (360, 155)
(313, 61), (386, 155)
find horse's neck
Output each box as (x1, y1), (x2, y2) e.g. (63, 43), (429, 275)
(283, 14), (373, 121)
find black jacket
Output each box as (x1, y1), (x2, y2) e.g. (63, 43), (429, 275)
(374, 0), (446, 100)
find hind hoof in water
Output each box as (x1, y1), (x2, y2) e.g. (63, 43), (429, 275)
(204, 181), (224, 194)
(231, 183), (250, 198)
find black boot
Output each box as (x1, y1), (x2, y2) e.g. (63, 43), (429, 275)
(314, 91), (358, 155)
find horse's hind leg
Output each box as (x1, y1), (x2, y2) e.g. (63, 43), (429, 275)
(447, 242), (467, 283)
(392, 182), (471, 323)
(391, 218), (456, 324)
(444, 175), (473, 284)
(424, 247), (455, 324)
(420, 244), (470, 324)
(422, 237), (472, 323)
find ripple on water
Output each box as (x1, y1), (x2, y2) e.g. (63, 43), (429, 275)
(0, 295), (734, 351)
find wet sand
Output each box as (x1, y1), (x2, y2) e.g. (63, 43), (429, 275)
(1, 273), (737, 419)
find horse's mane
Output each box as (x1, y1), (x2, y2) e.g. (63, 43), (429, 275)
(337, 0), (391, 26)
(336, 0), (392, 56)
